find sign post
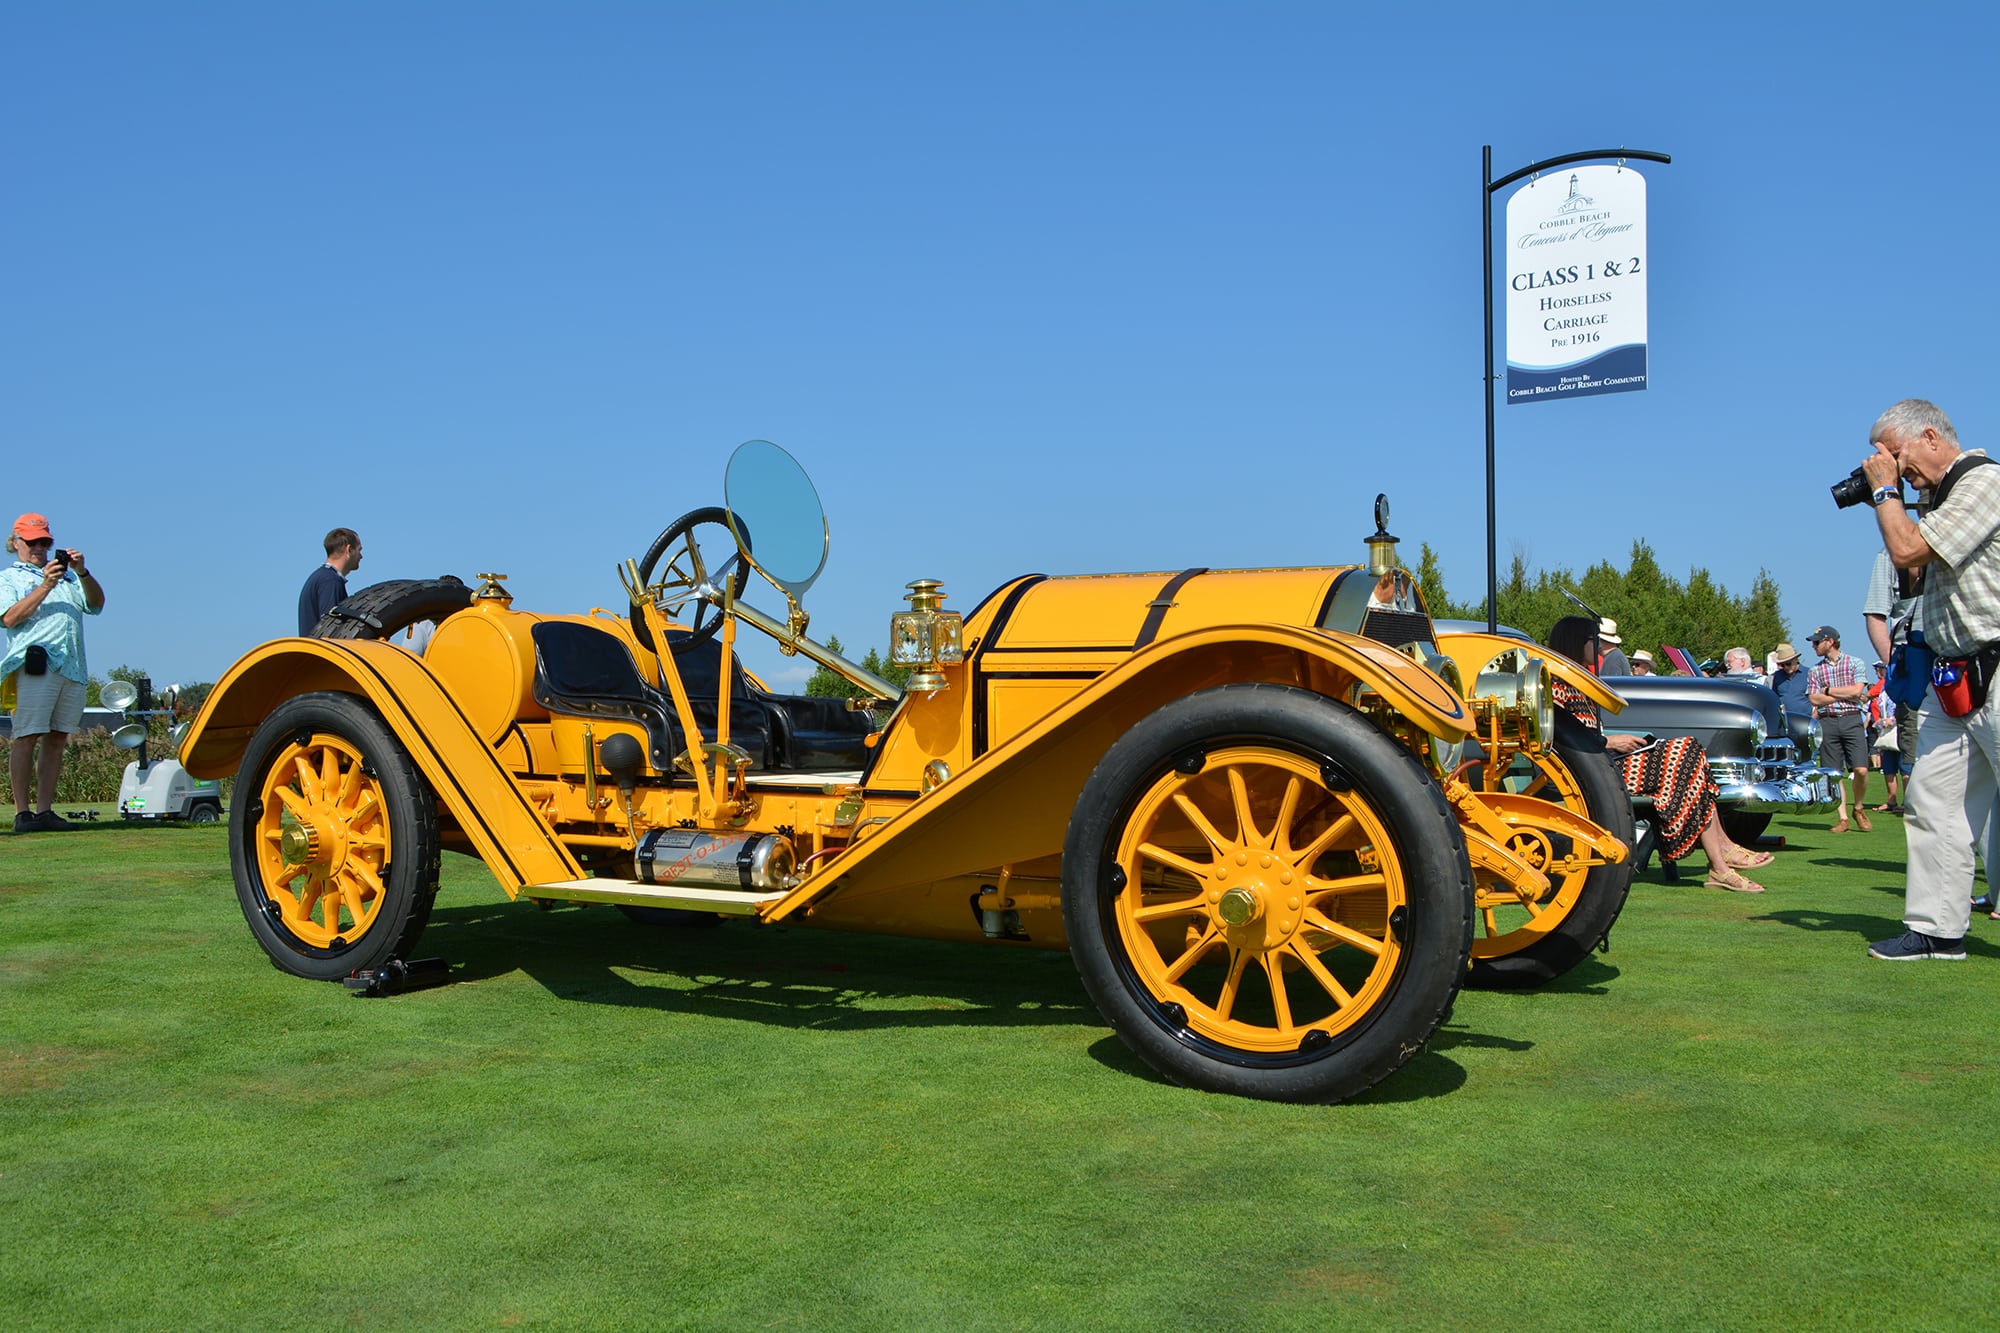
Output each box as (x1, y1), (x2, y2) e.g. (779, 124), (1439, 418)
(1481, 146), (1670, 631)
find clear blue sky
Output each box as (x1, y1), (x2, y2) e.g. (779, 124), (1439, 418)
(7, 3), (1996, 692)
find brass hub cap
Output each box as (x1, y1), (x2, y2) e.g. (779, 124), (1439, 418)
(279, 822), (324, 866)
(1112, 746), (1406, 1053)
(253, 733), (390, 949)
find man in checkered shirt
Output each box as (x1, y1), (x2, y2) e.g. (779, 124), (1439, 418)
(1861, 399), (2000, 961)
(1807, 625), (1872, 834)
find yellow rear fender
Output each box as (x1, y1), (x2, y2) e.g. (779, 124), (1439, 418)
(768, 623), (1468, 920)
(180, 638), (583, 893)
(1435, 629), (1626, 715)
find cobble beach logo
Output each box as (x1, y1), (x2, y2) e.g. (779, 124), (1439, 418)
(1503, 165), (1649, 404)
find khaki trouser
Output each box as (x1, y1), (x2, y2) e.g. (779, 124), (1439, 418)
(1905, 685), (2000, 938)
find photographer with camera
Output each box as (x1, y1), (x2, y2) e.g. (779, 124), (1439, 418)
(1851, 400), (2000, 960)
(1, 512), (105, 833)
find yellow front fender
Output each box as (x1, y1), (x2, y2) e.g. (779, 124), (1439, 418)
(1435, 629), (1626, 715)
(180, 638), (583, 892)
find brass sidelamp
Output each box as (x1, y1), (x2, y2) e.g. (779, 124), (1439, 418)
(889, 579), (964, 693)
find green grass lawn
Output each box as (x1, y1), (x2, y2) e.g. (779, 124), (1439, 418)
(3, 809), (1997, 1329)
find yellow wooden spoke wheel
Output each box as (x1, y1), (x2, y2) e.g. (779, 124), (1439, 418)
(1063, 684), (1473, 1104)
(1114, 745), (1405, 1052)
(230, 693), (440, 980)
(252, 732), (391, 950)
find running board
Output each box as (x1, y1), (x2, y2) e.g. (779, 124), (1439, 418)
(524, 879), (785, 916)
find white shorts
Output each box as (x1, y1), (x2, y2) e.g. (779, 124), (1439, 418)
(10, 667), (86, 736)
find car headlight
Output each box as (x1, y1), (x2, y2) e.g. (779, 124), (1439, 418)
(1751, 710), (1768, 745)
(1518, 657), (1553, 747)
(1422, 650), (1465, 701)
(1420, 651), (1467, 776)
(1469, 651), (1553, 748)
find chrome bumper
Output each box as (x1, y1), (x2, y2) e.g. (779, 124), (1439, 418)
(1711, 763), (1842, 812)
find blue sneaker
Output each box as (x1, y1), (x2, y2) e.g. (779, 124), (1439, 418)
(1868, 930), (1967, 961)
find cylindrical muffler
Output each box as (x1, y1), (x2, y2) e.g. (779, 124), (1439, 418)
(635, 829), (799, 892)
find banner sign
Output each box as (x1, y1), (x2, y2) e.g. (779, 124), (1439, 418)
(1504, 165), (1648, 405)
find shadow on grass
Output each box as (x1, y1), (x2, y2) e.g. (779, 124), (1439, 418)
(5, 816), (220, 838)
(1810, 856), (1912, 876)
(416, 899), (1099, 1032)
(413, 901), (1502, 1101)
(1750, 908), (2000, 956)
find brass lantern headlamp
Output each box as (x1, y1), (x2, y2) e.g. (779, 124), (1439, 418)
(889, 579), (964, 693)
(1365, 493), (1399, 576)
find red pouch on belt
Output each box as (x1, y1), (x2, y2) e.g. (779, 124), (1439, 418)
(1934, 657), (1987, 717)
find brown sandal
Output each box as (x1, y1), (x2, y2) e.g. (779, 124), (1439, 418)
(1704, 867), (1766, 893)
(1726, 849), (1774, 869)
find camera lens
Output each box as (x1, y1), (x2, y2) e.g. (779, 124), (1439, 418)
(1831, 465), (1874, 510)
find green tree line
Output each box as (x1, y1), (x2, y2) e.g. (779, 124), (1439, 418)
(802, 636), (911, 723)
(1414, 540), (1789, 670)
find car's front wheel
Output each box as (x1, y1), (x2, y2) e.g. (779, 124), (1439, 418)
(1061, 684), (1473, 1103)
(230, 692), (440, 980)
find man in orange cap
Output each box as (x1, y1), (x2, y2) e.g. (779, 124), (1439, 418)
(2, 512), (106, 832)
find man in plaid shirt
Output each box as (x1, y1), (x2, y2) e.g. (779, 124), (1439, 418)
(1808, 624), (1873, 833)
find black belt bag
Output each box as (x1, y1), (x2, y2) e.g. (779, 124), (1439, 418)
(22, 644), (47, 676)
(1933, 643), (2000, 718)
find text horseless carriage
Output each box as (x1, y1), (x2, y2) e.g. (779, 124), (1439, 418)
(179, 443), (1634, 1103)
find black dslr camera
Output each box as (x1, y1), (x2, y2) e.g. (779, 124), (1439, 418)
(1831, 466), (1880, 509)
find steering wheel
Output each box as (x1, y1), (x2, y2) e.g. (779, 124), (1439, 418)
(630, 506), (752, 653)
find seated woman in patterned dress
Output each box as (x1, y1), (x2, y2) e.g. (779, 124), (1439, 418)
(1547, 615), (1772, 893)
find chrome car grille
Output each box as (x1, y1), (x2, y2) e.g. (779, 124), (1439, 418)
(1708, 758), (1763, 787)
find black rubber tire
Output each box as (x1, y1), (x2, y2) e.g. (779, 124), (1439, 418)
(630, 507), (752, 653)
(310, 577), (472, 641)
(188, 801), (221, 825)
(1061, 683), (1473, 1104)
(1463, 740), (1636, 990)
(230, 692), (441, 980)
(1718, 808), (1772, 845)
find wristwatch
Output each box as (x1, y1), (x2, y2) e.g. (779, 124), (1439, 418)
(1871, 485), (1901, 506)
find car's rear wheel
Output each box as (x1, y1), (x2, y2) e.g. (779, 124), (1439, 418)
(1062, 684), (1472, 1104)
(230, 693), (440, 980)
(1462, 739), (1634, 989)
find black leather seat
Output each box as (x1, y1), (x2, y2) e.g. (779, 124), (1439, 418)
(529, 622), (870, 775)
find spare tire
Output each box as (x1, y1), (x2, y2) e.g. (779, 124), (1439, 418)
(310, 577), (473, 641)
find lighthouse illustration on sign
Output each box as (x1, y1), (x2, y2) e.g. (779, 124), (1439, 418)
(1556, 173), (1594, 215)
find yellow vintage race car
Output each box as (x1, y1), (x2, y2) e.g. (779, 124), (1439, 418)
(179, 442), (1629, 1103)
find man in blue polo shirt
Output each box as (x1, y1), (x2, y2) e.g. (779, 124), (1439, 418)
(297, 527), (363, 635)
(1768, 641), (1812, 724)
